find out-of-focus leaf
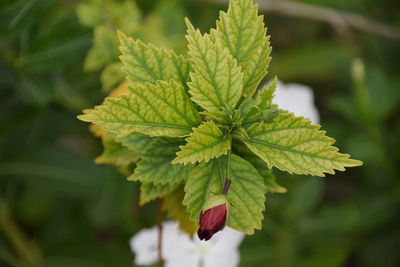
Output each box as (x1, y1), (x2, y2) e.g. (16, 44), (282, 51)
(95, 137), (139, 167)
(84, 26), (118, 72)
(100, 62), (124, 92)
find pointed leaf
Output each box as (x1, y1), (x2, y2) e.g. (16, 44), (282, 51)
(118, 31), (191, 89)
(172, 121), (231, 165)
(78, 80), (201, 138)
(256, 76), (277, 111)
(185, 18), (243, 112)
(243, 112), (363, 176)
(139, 182), (178, 206)
(128, 138), (192, 185)
(183, 155), (266, 234)
(212, 0), (272, 96)
(241, 77), (278, 125)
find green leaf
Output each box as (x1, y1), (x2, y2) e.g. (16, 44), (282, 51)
(128, 138), (192, 185)
(233, 140), (286, 193)
(139, 182), (178, 206)
(162, 186), (198, 236)
(95, 137), (139, 167)
(185, 18), (243, 112)
(78, 80), (201, 138)
(255, 77), (277, 111)
(184, 155), (266, 234)
(243, 112), (363, 176)
(263, 171), (287, 193)
(172, 121), (231, 165)
(84, 26), (118, 72)
(211, 0), (271, 97)
(118, 31), (191, 89)
(115, 132), (154, 155)
(76, 1), (103, 28)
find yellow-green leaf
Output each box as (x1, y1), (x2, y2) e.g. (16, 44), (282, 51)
(115, 132), (154, 155)
(243, 111), (363, 176)
(128, 138), (192, 185)
(233, 140), (286, 193)
(212, 0), (272, 97)
(139, 182), (178, 206)
(185, 18), (243, 112)
(172, 121), (230, 165)
(78, 80), (201, 138)
(118, 31), (191, 89)
(95, 137), (139, 167)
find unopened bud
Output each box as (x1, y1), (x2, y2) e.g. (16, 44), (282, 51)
(197, 195), (229, 241)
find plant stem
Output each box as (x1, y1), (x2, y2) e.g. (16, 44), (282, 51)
(157, 199), (164, 267)
(222, 149), (232, 195)
(197, 0), (400, 40)
(0, 200), (42, 267)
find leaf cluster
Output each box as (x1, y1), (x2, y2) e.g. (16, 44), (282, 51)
(79, 0), (362, 235)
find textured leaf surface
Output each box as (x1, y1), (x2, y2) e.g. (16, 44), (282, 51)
(139, 182), (178, 205)
(243, 112), (363, 176)
(78, 80), (201, 138)
(162, 186), (198, 236)
(128, 138), (192, 185)
(233, 141), (286, 193)
(185, 19), (243, 112)
(184, 155), (266, 234)
(212, 0), (271, 97)
(118, 31), (191, 89)
(173, 121), (230, 165)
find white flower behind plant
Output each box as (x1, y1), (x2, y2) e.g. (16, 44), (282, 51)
(130, 221), (244, 267)
(271, 80), (320, 124)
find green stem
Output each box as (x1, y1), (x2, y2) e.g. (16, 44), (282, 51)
(0, 200), (42, 267)
(222, 149), (232, 195)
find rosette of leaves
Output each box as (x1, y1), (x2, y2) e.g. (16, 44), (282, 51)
(78, 0), (362, 236)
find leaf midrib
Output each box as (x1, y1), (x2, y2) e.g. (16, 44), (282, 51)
(244, 138), (349, 163)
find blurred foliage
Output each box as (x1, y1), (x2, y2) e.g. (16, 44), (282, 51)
(0, 0), (399, 267)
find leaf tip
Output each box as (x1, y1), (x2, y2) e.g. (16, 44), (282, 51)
(116, 29), (127, 42)
(77, 113), (92, 123)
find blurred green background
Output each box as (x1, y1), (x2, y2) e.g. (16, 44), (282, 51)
(0, 0), (399, 266)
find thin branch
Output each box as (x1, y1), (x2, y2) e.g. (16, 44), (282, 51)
(198, 0), (400, 40)
(157, 199), (164, 267)
(222, 149), (232, 195)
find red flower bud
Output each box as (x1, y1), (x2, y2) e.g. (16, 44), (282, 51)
(197, 196), (228, 241)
